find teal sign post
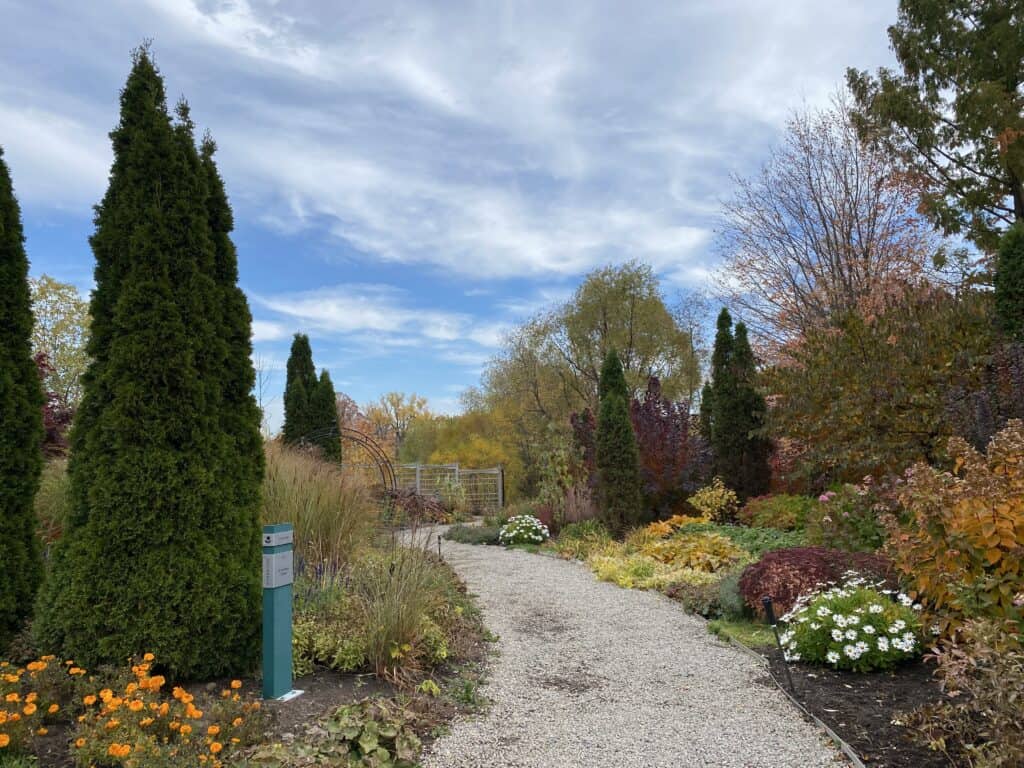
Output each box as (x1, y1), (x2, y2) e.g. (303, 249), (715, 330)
(262, 524), (302, 701)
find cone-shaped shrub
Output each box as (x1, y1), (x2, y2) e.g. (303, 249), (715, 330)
(0, 146), (44, 645)
(283, 333), (316, 443)
(34, 49), (261, 678)
(703, 310), (770, 499)
(596, 349), (643, 532)
(311, 369), (342, 461)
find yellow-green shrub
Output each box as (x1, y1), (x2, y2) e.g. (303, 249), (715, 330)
(639, 532), (751, 572)
(587, 553), (720, 591)
(687, 478), (740, 522)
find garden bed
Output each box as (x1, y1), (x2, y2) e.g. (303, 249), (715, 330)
(764, 649), (947, 768)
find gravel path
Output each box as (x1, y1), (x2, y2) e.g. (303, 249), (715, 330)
(424, 536), (843, 768)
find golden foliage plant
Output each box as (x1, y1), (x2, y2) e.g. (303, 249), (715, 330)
(891, 420), (1024, 636)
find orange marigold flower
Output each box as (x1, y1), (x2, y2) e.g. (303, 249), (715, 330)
(22, 703), (37, 716)
(99, 689), (114, 702)
(25, 693), (37, 704)
(143, 653), (155, 662)
(107, 743), (131, 758)
(230, 680), (242, 690)
(210, 742), (223, 754)
(169, 721), (180, 731)
(158, 702), (169, 717)
(48, 704), (59, 714)
(207, 725), (220, 736)
(172, 686), (186, 701)
(148, 675), (166, 691)
(180, 724), (192, 736)
(105, 718), (120, 730)
(231, 717), (243, 727)
(74, 737), (86, 748)
(36, 727), (48, 736)
(140, 717), (154, 727)
(128, 700), (144, 712)
(69, 667), (85, 676)
(83, 695), (97, 706)
(5, 693), (20, 703)
(230, 738), (240, 744)
(0, 734), (10, 748)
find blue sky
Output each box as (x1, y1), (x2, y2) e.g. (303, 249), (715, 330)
(1, 0), (897, 431)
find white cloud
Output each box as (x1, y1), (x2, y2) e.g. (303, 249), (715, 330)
(253, 283), (506, 353)
(251, 319), (288, 342)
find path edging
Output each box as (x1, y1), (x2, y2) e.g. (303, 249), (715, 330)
(722, 635), (866, 768)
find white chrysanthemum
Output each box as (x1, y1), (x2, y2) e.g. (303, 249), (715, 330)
(863, 625), (876, 635)
(876, 637), (889, 652)
(868, 604), (885, 614)
(831, 629), (844, 642)
(826, 650), (840, 664)
(845, 629), (857, 640)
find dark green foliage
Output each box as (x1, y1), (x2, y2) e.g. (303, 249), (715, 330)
(703, 310), (770, 499)
(283, 333), (317, 443)
(698, 381), (713, 441)
(676, 522), (806, 558)
(0, 146), (44, 645)
(595, 350), (643, 533)
(995, 225), (1024, 340)
(310, 369), (341, 461)
(34, 49), (261, 678)
(847, 1), (1024, 252)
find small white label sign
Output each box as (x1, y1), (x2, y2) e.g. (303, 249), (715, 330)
(262, 551), (294, 589)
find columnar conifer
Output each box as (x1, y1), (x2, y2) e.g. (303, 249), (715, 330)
(0, 146), (44, 645)
(35, 49), (261, 677)
(703, 309), (771, 499)
(310, 369), (342, 461)
(995, 225), (1024, 340)
(283, 333), (317, 443)
(595, 349), (643, 532)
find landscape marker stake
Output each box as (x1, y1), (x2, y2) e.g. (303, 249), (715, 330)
(762, 596), (795, 693)
(262, 524), (303, 702)
(438, 534), (442, 559)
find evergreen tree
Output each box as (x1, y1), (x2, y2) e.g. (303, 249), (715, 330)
(0, 146), (44, 645)
(704, 309), (771, 499)
(35, 49), (260, 677)
(595, 349), (643, 532)
(698, 381), (714, 441)
(310, 369), (342, 461)
(995, 225), (1024, 340)
(730, 323), (771, 497)
(283, 333), (316, 443)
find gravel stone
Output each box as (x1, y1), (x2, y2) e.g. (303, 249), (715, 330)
(424, 534), (844, 768)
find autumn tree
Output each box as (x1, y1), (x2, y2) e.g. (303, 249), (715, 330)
(0, 145), (44, 645)
(595, 350), (643, 532)
(717, 96), (940, 348)
(29, 275), (89, 406)
(364, 392), (430, 456)
(478, 262), (702, 496)
(847, 2), (1024, 252)
(770, 285), (994, 484)
(629, 377), (695, 516)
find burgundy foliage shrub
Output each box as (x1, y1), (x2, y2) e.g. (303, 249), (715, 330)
(35, 352), (74, 456)
(945, 341), (1024, 451)
(383, 488), (449, 524)
(630, 376), (696, 516)
(738, 546), (894, 616)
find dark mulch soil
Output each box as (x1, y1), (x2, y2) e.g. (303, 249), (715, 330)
(764, 648), (953, 768)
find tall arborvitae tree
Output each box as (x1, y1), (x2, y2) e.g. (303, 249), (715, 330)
(595, 349), (643, 532)
(310, 369), (342, 461)
(0, 146), (44, 645)
(35, 49), (260, 677)
(995, 225), (1024, 340)
(283, 333), (316, 443)
(730, 323), (771, 497)
(197, 132), (265, 663)
(703, 309), (771, 499)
